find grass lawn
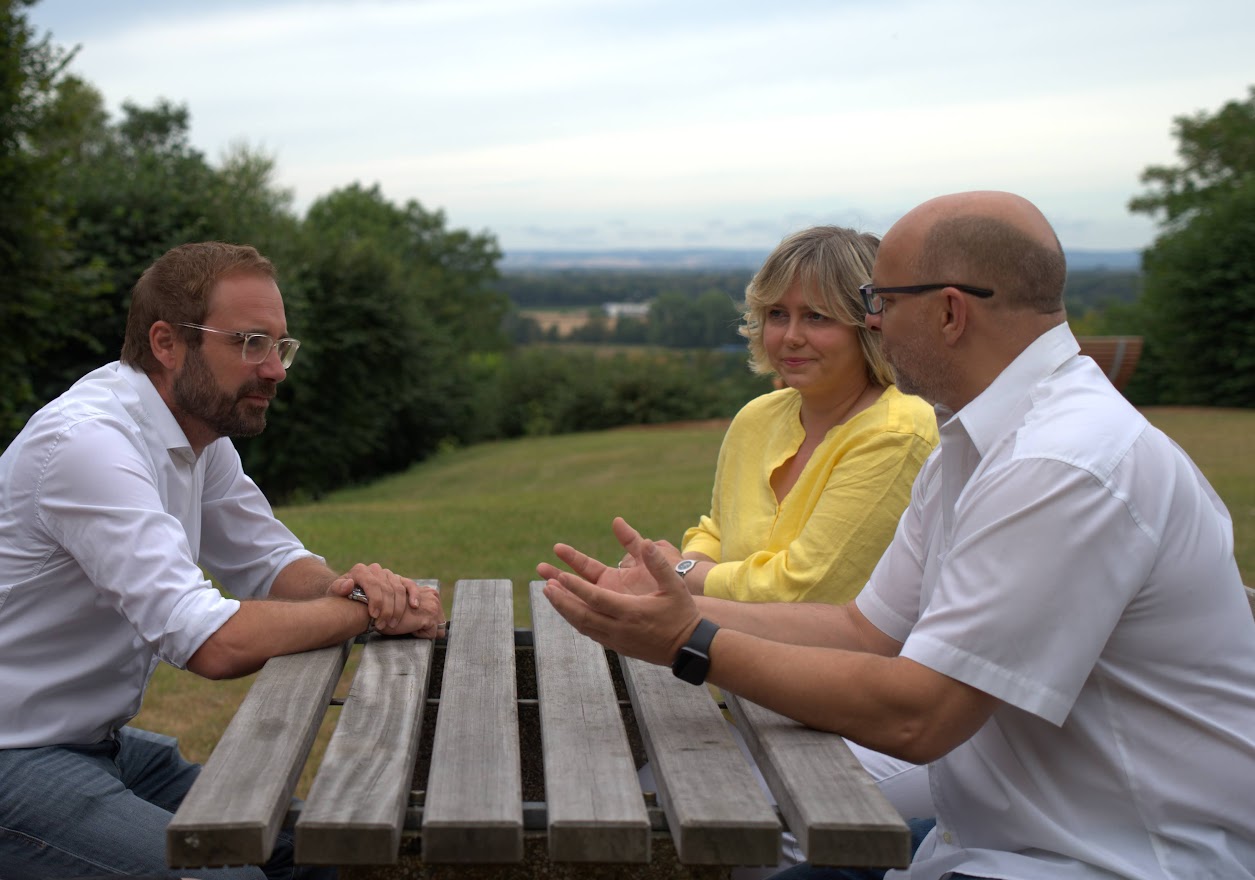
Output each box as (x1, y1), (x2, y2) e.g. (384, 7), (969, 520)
(132, 407), (1254, 795)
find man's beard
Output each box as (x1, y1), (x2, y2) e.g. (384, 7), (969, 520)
(884, 335), (950, 407)
(173, 349), (275, 439)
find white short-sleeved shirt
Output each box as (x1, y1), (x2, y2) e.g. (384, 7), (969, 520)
(0, 363), (318, 748)
(857, 324), (1255, 879)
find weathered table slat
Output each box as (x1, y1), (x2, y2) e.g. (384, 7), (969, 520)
(725, 693), (911, 868)
(295, 627), (438, 863)
(421, 579), (523, 862)
(528, 581), (651, 863)
(167, 642), (350, 868)
(620, 656), (780, 866)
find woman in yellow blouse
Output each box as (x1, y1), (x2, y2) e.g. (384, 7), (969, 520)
(661, 225), (938, 604)
(633, 227), (940, 854)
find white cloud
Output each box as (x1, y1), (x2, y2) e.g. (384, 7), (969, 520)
(29, 0), (1255, 250)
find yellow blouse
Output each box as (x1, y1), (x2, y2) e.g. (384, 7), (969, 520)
(682, 385), (937, 605)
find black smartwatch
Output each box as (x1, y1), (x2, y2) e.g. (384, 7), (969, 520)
(672, 618), (719, 685)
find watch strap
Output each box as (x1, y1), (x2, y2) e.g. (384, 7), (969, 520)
(346, 585), (377, 634)
(671, 618), (719, 685)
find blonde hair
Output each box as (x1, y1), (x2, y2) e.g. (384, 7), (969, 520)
(741, 226), (893, 387)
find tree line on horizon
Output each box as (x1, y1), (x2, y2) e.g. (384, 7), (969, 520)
(3, 3), (1251, 502)
(498, 266), (1144, 350)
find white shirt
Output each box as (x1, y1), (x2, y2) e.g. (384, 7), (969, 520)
(857, 324), (1255, 879)
(0, 363), (317, 748)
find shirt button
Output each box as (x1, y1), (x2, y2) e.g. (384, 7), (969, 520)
(942, 831), (953, 844)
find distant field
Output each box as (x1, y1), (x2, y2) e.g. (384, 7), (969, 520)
(521, 307), (605, 335)
(132, 407), (1253, 794)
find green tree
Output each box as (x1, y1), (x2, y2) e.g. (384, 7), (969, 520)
(1130, 85), (1255, 227)
(239, 184), (505, 500)
(647, 289), (742, 348)
(45, 97), (226, 394)
(1130, 86), (1255, 406)
(0, 5), (108, 440)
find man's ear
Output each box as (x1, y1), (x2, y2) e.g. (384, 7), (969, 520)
(939, 288), (968, 347)
(149, 321), (180, 370)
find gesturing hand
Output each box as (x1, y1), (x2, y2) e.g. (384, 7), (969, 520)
(538, 517), (701, 667)
(541, 517), (664, 598)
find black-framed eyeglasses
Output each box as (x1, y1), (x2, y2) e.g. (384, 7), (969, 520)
(859, 283), (995, 316)
(175, 322), (301, 368)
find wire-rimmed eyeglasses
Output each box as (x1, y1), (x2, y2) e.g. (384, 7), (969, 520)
(175, 323), (301, 368)
(859, 283), (995, 316)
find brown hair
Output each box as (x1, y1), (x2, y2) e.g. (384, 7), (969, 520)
(915, 215), (1066, 314)
(120, 242), (276, 372)
(741, 226), (893, 387)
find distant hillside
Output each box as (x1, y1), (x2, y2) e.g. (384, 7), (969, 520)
(496, 253), (1141, 313)
(501, 247), (1141, 273)
(500, 248), (769, 271)
(1065, 250), (1142, 271)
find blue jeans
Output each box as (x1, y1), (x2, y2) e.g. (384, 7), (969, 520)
(768, 818), (984, 880)
(0, 727), (334, 879)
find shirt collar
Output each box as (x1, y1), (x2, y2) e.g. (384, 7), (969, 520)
(947, 322), (1080, 457)
(116, 362), (196, 457)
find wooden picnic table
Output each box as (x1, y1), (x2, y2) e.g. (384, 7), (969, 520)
(166, 579), (912, 878)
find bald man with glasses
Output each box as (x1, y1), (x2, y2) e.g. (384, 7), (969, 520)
(0, 242), (444, 879)
(540, 192), (1255, 879)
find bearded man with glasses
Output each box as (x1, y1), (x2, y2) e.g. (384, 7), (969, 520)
(0, 242), (445, 879)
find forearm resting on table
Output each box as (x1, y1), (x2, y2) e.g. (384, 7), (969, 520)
(187, 597), (368, 680)
(268, 555), (341, 600)
(693, 594), (878, 649)
(706, 629), (998, 764)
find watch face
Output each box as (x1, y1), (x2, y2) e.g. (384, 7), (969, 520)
(672, 647), (710, 685)
(675, 559), (697, 577)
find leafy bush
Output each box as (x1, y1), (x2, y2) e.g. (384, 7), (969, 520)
(474, 347), (773, 441)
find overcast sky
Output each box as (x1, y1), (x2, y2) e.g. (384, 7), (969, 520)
(27, 0), (1255, 254)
